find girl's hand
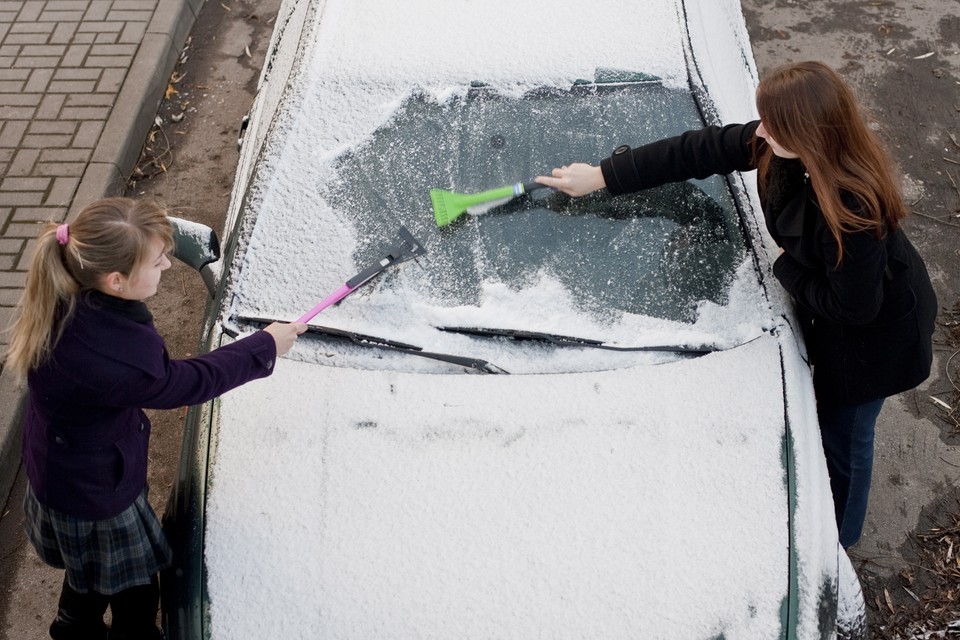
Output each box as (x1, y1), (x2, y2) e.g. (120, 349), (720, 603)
(535, 163), (606, 197)
(264, 322), (308, 356)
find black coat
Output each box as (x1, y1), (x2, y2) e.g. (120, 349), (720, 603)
(599, 121), (937, 407)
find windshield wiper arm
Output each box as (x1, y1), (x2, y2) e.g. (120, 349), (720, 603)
(237, 316), (508, 374)
(437, 326), (717, 355)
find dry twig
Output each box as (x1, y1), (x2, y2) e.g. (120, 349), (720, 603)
(867, 511), (960, 639)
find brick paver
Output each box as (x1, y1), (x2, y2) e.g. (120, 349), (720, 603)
(0, 0), (163, 343)
(0, 0), (200, 531)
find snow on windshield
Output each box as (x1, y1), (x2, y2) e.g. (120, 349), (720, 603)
(299, 0), (689, 151)
(222, 0), (771, 368)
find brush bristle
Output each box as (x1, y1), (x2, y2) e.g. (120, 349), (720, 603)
(430, 189), (460, 227)
(430, 184), (517, 227)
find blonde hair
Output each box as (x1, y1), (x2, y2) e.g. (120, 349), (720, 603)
(753, 61), (906, 264)
(3, 198), (172, 383)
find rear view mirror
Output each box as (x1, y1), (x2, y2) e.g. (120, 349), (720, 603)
(169, 216), (221, 297)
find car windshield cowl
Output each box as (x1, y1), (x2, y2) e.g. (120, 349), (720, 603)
(235, 316), (509, 374)
(437, 326), (721, 356)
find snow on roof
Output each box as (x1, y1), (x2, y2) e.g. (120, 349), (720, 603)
(279, 0), (689, 156)
(311, 0), (688, 87)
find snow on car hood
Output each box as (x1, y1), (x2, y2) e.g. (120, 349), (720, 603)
(205, 334), (790, 639)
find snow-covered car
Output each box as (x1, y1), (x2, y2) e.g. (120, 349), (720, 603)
(161, 0), (867, 638)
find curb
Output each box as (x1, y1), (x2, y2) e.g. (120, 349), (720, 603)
(0, 0), (203, 514)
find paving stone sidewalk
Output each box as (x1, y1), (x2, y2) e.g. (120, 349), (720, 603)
(0, 0), (203, 512)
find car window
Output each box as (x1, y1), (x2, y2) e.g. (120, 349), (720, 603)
(228, 79), (762, 374)
(323, 81), (745, 324)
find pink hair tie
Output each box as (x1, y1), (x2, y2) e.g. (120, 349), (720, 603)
(56, 223), (69, 246)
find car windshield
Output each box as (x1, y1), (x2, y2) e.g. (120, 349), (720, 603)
(325, 81), (744, 322)
(228, 79), (763, 371)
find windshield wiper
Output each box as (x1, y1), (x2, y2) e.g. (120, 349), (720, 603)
(236, 316), (508, 374)
(437, 326), (718, 355)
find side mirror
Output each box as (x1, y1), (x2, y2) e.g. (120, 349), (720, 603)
(169, 216), (221, 297)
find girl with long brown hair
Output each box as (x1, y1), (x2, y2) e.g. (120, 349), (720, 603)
(537, 61), (937, 549)
(4, 198), (305, 639)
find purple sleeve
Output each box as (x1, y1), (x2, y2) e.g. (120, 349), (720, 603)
(107, 330), (278, 410)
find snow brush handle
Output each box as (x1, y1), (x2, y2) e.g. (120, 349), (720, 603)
(295, 283), (353, 323)
(520, 181), (551, 194)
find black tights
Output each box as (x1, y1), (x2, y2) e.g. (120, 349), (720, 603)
(49, 574), (163, 640)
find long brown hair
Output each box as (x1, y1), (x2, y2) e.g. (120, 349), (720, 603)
(754, 61), (906, 261)
(3, 198), (172, 383)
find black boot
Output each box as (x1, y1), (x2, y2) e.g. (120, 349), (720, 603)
(48, 576), (109, 640)
(107, 574), (164, 640)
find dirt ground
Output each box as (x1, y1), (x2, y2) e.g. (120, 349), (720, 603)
(0, 0), (957, 638)
(128, 0), (284, 523)
(740, 0), (960, 634)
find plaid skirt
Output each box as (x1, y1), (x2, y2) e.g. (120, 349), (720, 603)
(23, 483), (173, 595)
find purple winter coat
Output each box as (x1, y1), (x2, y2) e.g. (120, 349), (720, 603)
(22, 291), (277, 519)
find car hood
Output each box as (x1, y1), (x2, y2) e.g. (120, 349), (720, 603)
(204, 332), (790, 639)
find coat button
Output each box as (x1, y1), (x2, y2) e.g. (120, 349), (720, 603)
(139, 423), (145, 432)
(613, 144), (630, 155)
(54, 436), (65, 446)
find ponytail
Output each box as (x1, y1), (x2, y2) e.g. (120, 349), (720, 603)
(3, 198), (172, 383)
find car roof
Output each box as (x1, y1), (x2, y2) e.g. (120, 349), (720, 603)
(309, 0), (688, 86)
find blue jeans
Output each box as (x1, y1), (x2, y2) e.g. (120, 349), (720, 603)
(817, 398), (885, 549)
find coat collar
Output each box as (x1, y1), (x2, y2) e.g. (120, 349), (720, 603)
(66, 294), (166, 378)
(765, 157), (810, 239)
(775, 193), (809, 238)
(84, 289), (153, 323)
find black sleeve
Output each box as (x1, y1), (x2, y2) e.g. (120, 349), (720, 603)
(599, 121), (761, 195)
